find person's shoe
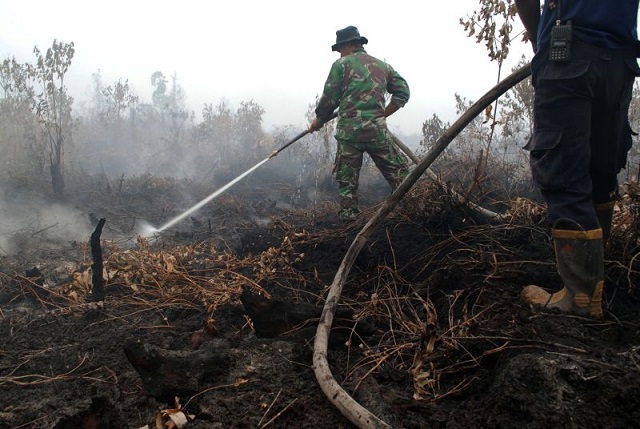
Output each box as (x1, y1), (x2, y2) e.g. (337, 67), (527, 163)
(521, 228), (604, 319)
(521, 284), (604, 317)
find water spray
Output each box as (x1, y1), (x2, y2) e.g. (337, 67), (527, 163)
(138, 113), (336, 238)
(139, 157), (270, 238)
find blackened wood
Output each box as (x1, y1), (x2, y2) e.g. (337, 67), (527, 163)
(90, 218), (106, 302)
(123, 339), (230, 399)
(240, 289), (374, 342)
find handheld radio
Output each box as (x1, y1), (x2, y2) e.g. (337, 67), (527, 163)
(550, 20), (572, 62)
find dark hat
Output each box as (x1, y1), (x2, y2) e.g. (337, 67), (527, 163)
(331, 25), (368, 51)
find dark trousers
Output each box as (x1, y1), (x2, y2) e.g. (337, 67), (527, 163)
(527, 43), (639, 230)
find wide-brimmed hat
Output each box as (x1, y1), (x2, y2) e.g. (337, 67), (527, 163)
(331, 26), (368, 51)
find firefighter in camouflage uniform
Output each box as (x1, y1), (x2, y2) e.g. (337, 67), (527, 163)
(310, 25), (410, 221)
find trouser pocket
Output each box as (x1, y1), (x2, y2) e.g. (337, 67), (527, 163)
(524, 128), (565, 190)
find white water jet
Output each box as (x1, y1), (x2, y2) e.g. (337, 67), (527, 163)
(139, 157), (271, 238)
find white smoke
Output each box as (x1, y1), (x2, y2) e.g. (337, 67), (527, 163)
(0, 192), (92, 256)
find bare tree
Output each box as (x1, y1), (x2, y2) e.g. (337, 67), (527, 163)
(0, 58), (43, 179)
(460, 0), (520, 62)
(101, 78), (139, 122)
(305, 96), (335, 167)
(150, 71), (193, 154)
(625, 82), (640, 181)
(420, 113), (449, 155)
(30, 40), (75, 196)
(499, 55), (535, 139)
(150, 71), (168, 109)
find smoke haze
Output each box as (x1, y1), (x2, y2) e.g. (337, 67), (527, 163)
(0, 191), (92, 256)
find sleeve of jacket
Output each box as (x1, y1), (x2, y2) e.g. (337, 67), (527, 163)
(315, 59), (343, 123)
(386, 67), (410, 108)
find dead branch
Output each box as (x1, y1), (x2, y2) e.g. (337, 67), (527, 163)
(313, 63), (532, 429)
(392, 134), (505, 220)
(182, 378), (250, 409)
(260, 398), (299, 429)
(258, 388), (283, 427)
(0, 354), (92, 386)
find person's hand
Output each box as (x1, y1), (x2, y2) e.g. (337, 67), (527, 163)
(383, 103), (400, 118)
(309, 118), (322, 133)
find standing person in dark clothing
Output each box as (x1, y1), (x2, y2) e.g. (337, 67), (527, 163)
(515, 0), (640, 318)
(309, 25), (410, 221)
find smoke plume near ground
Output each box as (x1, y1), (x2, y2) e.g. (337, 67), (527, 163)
(0, 190), (92, 256)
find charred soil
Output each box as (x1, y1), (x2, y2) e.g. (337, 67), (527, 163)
(1, 177), (639, 429)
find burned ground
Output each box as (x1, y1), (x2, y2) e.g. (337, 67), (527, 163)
(1, 175), (639, 429)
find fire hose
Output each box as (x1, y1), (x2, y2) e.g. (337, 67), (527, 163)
(145, 84), (503, 237)
(271, 111), (503, 220)
(312, 63), (532, 429)
(269, 112), (337, 159)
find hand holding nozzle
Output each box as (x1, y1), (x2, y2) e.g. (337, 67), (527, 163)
(308, 117), (323, 133)
(309, 111), (338, 132)
(270, 112), (337, 159)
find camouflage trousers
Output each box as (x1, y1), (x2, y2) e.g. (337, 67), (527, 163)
(333, 133), (409, 220)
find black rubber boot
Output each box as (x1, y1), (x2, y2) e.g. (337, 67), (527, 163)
(521, 228), (604, 319)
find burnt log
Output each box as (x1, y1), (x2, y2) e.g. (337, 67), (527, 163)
(90, 218), (106, 302)
(123, 338), (230, 399)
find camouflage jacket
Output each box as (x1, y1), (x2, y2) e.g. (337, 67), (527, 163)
(315, 47), (410, 142)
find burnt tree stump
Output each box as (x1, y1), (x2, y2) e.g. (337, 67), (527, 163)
(124, 338), (230, 399)
(90, 218), (106, 302)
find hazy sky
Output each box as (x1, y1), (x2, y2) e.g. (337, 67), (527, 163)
(1, 0), (530, 135)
